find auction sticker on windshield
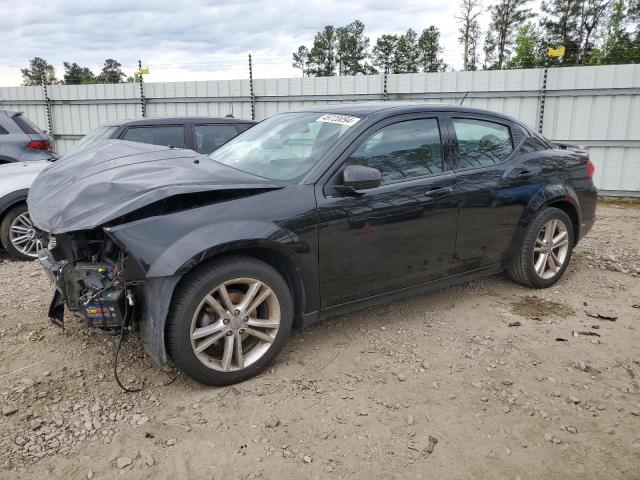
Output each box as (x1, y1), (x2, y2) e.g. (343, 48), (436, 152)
(316, 114), (360, 127)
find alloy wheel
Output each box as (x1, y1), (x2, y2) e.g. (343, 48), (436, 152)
(533, 219), (570, 280)
(190, 277), (281, 372)
(8, 212), (42, 259)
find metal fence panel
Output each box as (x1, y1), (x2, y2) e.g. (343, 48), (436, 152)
(1, 64), (638, 195)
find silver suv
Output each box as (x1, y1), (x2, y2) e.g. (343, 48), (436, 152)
(0, 110), (56, 164)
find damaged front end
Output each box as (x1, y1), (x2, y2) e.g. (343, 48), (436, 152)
(28, 140), (282, 367)
(40, 229), (134, 332)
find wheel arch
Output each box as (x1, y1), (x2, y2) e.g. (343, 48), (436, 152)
(172, 244), (308, 329)
(504, 184), (582, 264)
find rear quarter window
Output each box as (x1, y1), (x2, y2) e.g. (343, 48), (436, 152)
(0, 125), (8, 134)
(452, 118), (514, 170)
(13, 115), (43, 134)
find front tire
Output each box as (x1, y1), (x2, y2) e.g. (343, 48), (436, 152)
(166, 256), (293, 386)
(0, 203), (43, 261)
(507, 207), (574, 288)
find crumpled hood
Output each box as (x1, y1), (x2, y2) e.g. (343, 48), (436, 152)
(28, 140), (279, 234)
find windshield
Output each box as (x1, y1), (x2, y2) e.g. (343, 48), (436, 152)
(68, 126), (118, 155)
(208, 112), (360, 181)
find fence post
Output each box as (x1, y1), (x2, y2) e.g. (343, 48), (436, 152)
(383, 62), (389, 101)
(537, 46), (549, 134)
(42, 82), (54, 145)
(248, 54), (255, 120)
(138, 59), (146, 118)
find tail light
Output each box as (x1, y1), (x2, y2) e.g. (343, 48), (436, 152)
(587, 159), (595, 181)
(27, 140), (50, 151)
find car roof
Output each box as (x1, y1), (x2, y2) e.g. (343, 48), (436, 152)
(298, 102), (529, 129)
(101, 116), (256, 127)
(0, 110), (23, 118)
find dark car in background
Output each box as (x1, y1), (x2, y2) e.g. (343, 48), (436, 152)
(29, 103), (597, 387)
(71, 116), (256, 156)
(0, 110), (56, 164)
(1, 116), (255, 260)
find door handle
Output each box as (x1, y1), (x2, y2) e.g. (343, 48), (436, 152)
(515, 170), (532, 180)
(425, 186), (453, 198)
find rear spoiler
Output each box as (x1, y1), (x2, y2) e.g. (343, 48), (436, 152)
(553, 141), (588, 153)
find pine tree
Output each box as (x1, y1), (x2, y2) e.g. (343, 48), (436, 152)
(484, 0), (534, 69)
(540, 0), (583, 62)
(456, 0), (483, 70)
(598, 0), (640, 63)
(98, 59), (126, 83)
(371, 34), (400, 73)
(292, 46), (309, 76)
(63, 62), (96, 85)
(396, 29), (420, 73)
(307, 26), (338, 76)
(577, 0), (612, 63)
(21, 57), (57, 86)
(418, 26), (447, 72)
(336, 20), (370, 75)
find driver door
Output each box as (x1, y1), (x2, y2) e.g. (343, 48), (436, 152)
(316, 114), (459, 308)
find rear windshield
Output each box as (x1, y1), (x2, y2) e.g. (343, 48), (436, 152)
(68, 126), (118, 155)
(13, 114), (44, 135)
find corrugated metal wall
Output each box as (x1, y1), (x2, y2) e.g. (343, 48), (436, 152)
(1, 64), (638, 195)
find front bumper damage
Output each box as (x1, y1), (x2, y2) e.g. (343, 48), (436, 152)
(38, 244), (179, 365)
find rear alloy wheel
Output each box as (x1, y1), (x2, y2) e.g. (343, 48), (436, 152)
(166, 256), (293, 385)
(507, 207), (574, 288)
(0, 203), (43, 261)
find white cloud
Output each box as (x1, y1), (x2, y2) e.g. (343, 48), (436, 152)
(0, 0), (493, 87)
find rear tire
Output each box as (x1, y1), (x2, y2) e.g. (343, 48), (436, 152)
(166, 255), (293, 386)
(0, 203), (42, 261)
(507, 207), (574, 288)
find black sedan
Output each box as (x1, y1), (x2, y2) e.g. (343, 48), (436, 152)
(28, 103), (597, 386)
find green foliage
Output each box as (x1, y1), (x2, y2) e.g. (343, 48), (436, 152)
(63, 62), (96, 85)
(98, 59), (126, 83)
(21, 57), (57, 86)
(396, 29), (420, 73)
(336, 20), (371, 75)
(371, 34), (400, 72)
(418, 26), (447, 72)
(292, 45), (310, 76)
(505, 23), (545, 68)
(456, 0), (483, 70)
(306, 26), (338, 76)
(597, 0), (640, 63)
(540, 0), (582, 62)
(485, 0), (534, 69)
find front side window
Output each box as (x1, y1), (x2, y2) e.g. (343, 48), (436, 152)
(120, 126), (185, 148)
(209, 112), (358, 181)
(453, 118), (513, 169)
(194, 124), (238, 154)
(344, 118), (443, 183)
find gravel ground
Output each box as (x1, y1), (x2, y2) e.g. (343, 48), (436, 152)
(0, 203), (639, 480)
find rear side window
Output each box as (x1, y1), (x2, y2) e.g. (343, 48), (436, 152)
(345, 118), (443, 183)
(193, 124), (238, 154)
(13, 114), (43, 134)
(121, 126), (185, 148)
(0, 125), (8, 134)
(235, 123), (253, 133)
(453, 118), (513, 170)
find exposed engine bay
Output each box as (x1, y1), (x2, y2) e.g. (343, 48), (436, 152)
(41, 230), (136, 332)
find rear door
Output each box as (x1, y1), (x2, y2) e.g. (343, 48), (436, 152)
(316, 113), (459, 307)
(446, 114), (546, 270)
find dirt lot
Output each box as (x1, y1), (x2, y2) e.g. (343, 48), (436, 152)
(1, 203), (639, 480)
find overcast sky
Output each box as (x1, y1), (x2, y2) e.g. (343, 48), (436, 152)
(0, 0), (492, 87)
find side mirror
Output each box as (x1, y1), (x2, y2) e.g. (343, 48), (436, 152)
(337, 165), (381, 194)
